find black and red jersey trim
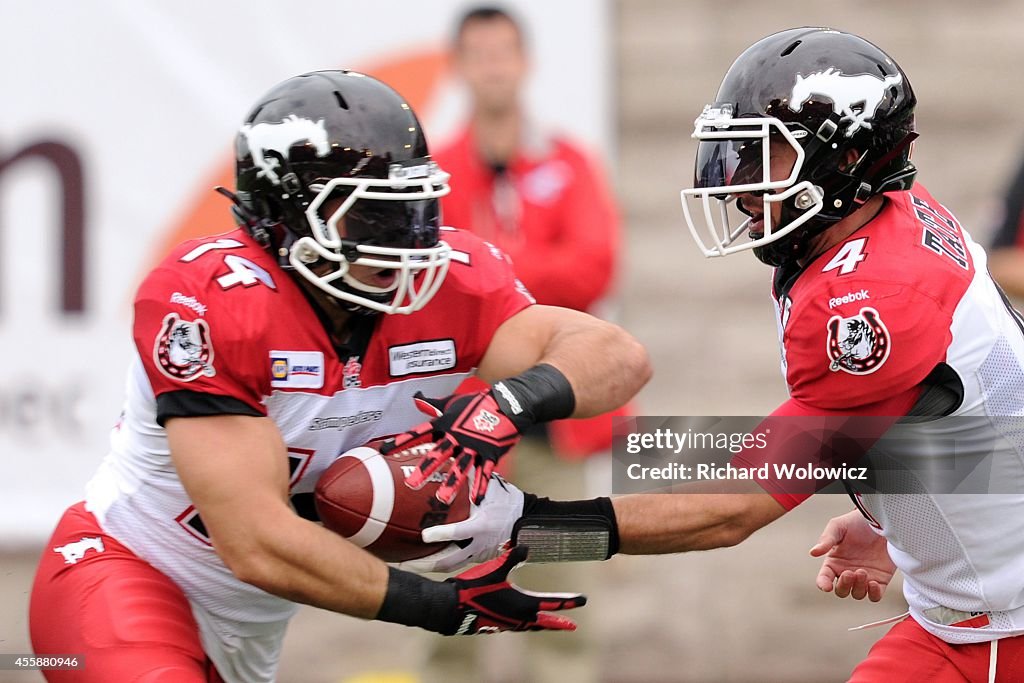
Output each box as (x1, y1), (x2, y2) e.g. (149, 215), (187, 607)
(156, 391), (263, 426)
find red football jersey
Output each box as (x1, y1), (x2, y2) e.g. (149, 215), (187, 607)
(134, 227), (530, 415)
(742, 185), (1024, 645)
(83, 226), (533, 675)
(773, 186), (974, 410)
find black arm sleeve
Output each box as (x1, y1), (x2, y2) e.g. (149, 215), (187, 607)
(156, 390), (263, 426)
(376, 568), (458, 634)
(513, 494), (620, 559)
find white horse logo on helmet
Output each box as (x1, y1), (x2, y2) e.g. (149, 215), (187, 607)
(240, 114), (330, 184)
(789, 68), (902, 137)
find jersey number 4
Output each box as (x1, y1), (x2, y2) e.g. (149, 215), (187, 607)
(821, 238), (868, 276)
(180, 239), (277, 290)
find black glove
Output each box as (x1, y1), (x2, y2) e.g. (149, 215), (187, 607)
(382, 390), (522, 505)
(445, 545), (586, 634)
(376, 545), (587, 635)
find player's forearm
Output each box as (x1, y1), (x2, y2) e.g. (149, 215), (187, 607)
(614, 490), (785, 554)
(216, 505), (389, 619)
(512, 486), (783, 561)
(541, 318), (650, 417)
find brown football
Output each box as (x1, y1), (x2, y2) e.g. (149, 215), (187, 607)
(314, 443), (471, 562)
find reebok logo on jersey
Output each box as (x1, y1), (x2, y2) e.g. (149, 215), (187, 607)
(169, 292), (208, 316)
(828, 289), (871, 309)
(388, 340), (456, 377)
(54, 537), (104, 565)
(269, 351), (325, 389)
(827, 307), (891, 375)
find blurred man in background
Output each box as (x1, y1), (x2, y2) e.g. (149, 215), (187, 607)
(987, 152), (1024, 302)
(435, 6), (619, 316)
(423, 6), (623, 683)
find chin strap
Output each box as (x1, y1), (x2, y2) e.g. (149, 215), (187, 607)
(855, 132), (919, 200)
(214, 185), (285, 252)
(752, 208), (834, 267)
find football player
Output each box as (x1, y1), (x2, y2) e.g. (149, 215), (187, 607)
(28, 71), (650, 683)
(419, 28), (1024, 681)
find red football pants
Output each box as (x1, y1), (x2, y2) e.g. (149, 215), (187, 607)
(30, 502), (224, 683)
(850, 616), (1024, 682)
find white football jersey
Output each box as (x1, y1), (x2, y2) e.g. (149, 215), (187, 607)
(764, 186), (1024, 644)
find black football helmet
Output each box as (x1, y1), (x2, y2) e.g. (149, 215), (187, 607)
(232, 70), (451, 314)
(681, 28), (918, 267)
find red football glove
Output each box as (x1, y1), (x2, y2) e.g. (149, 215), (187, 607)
(382, 390), (522, 504)
(444, 545), (586, 635)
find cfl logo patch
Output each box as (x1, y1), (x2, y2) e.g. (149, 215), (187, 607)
(473, 409), (501, 433)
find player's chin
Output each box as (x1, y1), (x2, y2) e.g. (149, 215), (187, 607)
(747, 216), (765, 239)
(369, 269), (398, 288)
(351, 268), (398, 290)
